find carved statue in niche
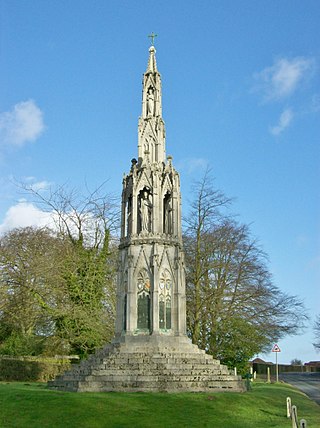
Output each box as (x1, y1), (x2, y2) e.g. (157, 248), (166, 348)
(163, 193), (172, 234)
(126, 196), (132, 236)
(139, 189), (152, 232)
(144, 140), (149, 154)
(146, 87), (155, 117)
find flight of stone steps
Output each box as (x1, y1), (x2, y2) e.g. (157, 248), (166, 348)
(48, 338), (245, 392)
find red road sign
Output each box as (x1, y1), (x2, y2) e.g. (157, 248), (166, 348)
(272, 344), (281, 352)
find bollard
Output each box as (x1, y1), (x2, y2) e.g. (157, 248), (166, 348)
(300, 419), (307, 428)
(234, 367), (237, 376)
(286, 397), (292, 418)
(244, 373), (252, 391)
(267, 367), (271, 383)
(291, 405), (298, 428)
(250, 366), (253, 382)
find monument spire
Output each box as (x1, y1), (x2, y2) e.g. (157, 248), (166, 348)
(146, 45), (158, 73)
(48, 42), (244, 394)
(138, 44), (165, 164)
(116, 44), (186, 339)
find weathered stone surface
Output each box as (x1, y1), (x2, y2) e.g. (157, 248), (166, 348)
(48, 336), (244, 392)
(48, 44), (245, 394)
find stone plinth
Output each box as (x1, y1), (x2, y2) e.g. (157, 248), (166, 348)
(48, 336), (244, 392)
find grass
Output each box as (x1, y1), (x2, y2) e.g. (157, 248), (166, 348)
(0, 381), (319, 427)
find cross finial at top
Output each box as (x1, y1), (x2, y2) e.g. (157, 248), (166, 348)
(148, 32), (157, 46)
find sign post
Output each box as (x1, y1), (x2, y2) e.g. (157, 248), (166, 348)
(272, 343), (281, 382)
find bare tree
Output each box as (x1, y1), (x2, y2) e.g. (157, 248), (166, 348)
(313, 315), (320, 351)
(183, 169), (232, 344)
(184, 172), (308, 371)
(18, 180), (120, 247)
(291, 358), (303, 365)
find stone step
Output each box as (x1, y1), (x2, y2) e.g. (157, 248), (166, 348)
(52, 370), (241, 384)
(73, 379), (244, 393)
(81, 365), (227, 376)
(99, 354), (220, 365)
(84, 374), (241, 383)
(49, 376), (244, 393)
(48, 341), (245, 392)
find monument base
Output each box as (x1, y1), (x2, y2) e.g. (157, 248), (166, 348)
(48, 335), (245, 392)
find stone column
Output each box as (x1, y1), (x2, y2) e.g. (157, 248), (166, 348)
(115, 268), (124, 336)
(121, 190), (126, 239)
(173, 249), (187, 336)
(152, 172), (159, 234)
(126, 253), (136, 333)
(132, 189), (138, 235)
(152, 244), (159, 334)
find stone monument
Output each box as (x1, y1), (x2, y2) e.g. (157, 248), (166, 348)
(48, 42), (244, 393)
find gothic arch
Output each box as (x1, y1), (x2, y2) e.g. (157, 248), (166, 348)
(163, 191), (172, 234)
(159, 269), (172, 330)
(136, 268), (151, 330)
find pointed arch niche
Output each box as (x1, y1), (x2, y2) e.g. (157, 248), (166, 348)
(159, 269), (172, 330)
(137, 269), (151, 331)
(125, 195), (132, 237)
(163, 191), (172, 234)
(138, 187), (152, 234)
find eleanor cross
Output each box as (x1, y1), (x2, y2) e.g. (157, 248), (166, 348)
(148, 32), (157, 46)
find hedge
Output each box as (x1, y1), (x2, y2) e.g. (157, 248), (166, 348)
(0, 357), (72, 382)
(252, 362), (320, 375)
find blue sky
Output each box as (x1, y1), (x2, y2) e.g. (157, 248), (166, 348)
(1, 0), (319, 364)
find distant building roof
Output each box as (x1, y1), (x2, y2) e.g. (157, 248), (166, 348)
(304, 361), (320, 367)
(251, 358), (274, 365)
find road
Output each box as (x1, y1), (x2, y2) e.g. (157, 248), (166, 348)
(279, 372), (320, 405)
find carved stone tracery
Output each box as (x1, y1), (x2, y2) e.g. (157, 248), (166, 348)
(117, 44), (185, 338)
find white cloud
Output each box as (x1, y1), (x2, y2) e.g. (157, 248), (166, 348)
(296, 233), (309, 247)
(307, 254), (320, 270)
(18, 176), (51, 191)
(270, 108), (294, 135)
(29, 180), (51, 191)
(0, 100), (45, 147)
(311, 93), (320, 112)
(0, 202), (103, 246)
(177, 157), (208, 174)
(0, 202), (54, 235)
(254, 57), (315, 101)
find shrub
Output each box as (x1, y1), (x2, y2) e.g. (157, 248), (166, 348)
(0, 356), (71, 382)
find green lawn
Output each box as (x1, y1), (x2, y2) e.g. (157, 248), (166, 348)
(0, 381), (319, 427)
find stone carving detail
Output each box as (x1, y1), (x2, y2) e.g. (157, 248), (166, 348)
(137, 269), (151, 330)
(139, 189), (152, 233)
(146, 86), (155, 117)
(144, 141), (149, 154)
(127, 254), (134, 268)
(163, 192), (172, 234)
(126, 196), (132, 236)
(159, 269), (172, 330)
